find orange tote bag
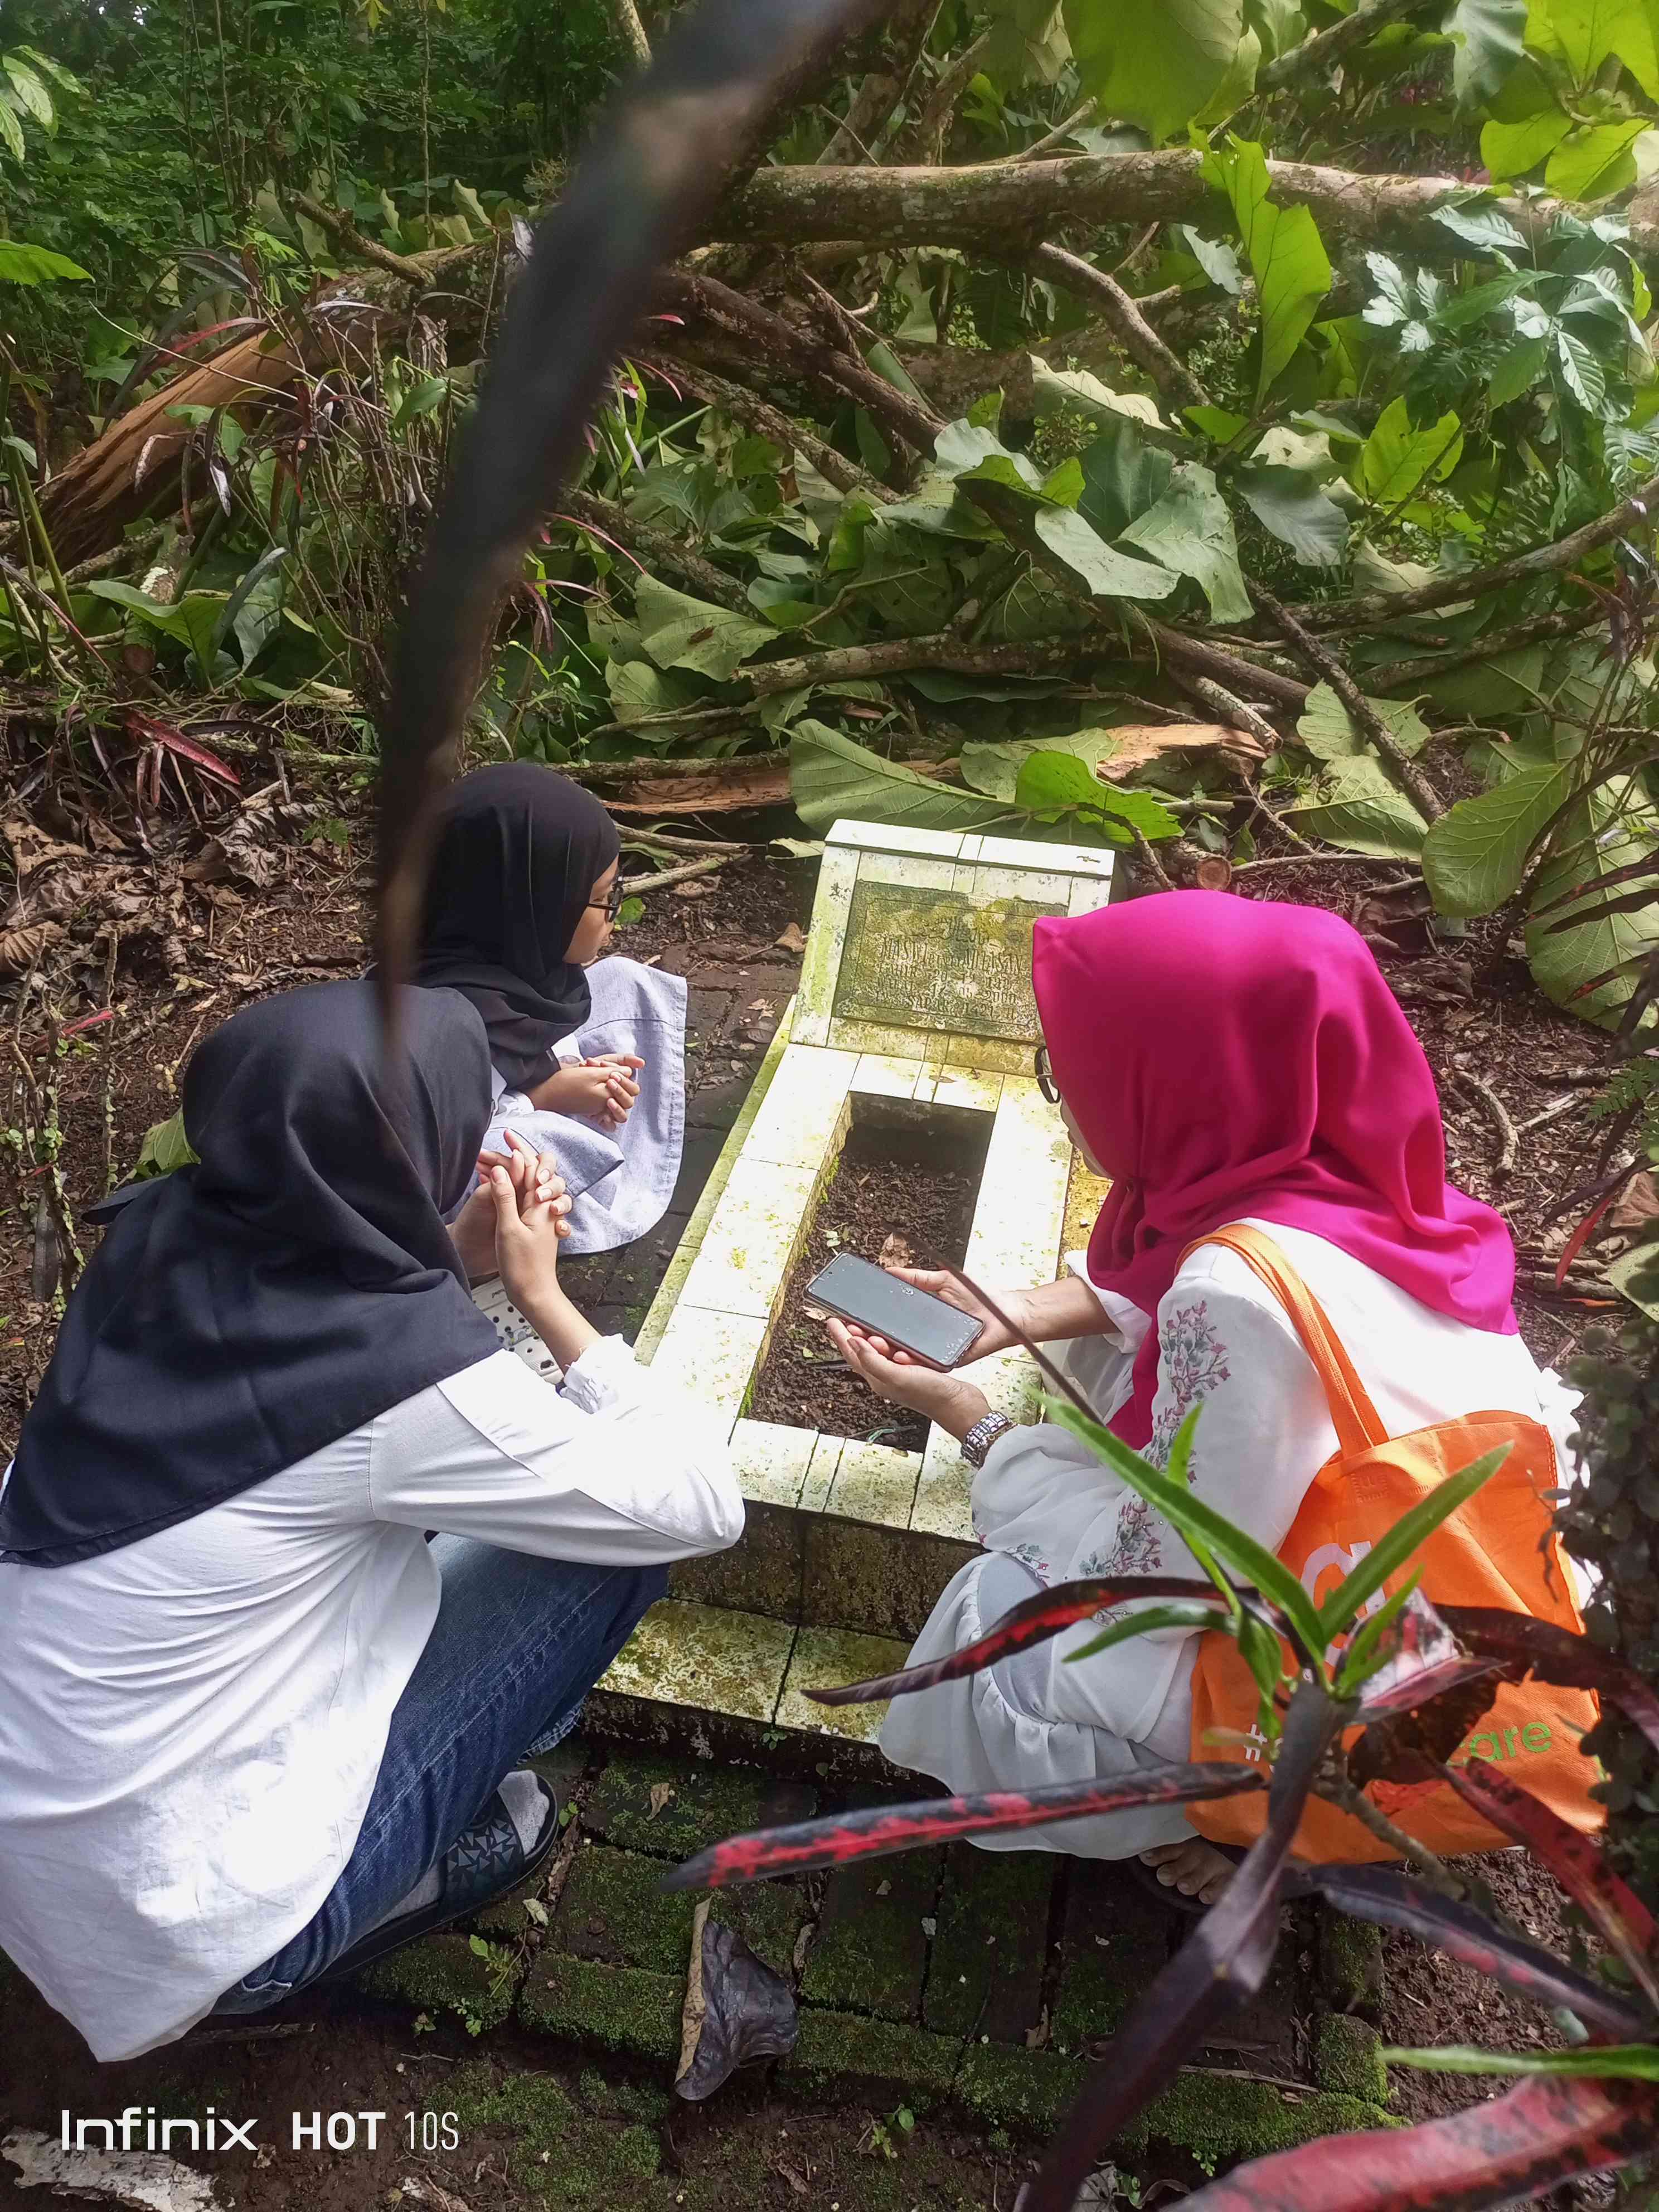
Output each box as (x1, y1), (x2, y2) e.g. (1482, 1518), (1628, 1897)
(1182, 1225), (1601, 1862)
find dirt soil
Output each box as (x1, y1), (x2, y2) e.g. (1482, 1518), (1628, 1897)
(748, 1117), (986, 1451)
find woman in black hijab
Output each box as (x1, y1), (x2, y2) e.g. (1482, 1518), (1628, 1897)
(415, 764), (690, 1264)
(0, 980), (740, 2060)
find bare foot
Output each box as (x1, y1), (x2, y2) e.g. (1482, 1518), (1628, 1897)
(1140, 1839), (1236, 1908)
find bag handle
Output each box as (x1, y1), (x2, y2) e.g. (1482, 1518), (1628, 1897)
(1177, 1224), (1390, 1457)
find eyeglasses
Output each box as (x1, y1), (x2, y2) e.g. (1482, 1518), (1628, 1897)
(588, 880), (624, 922)
(1034, 1042), (1059, 1105)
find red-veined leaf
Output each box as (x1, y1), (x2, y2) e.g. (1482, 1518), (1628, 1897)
(1293, 1866), (1648, 2036)
(1350, 1663), (1506, 1787)
(1025, 1684), (1346, 2212)
(661, 1763), (1265, 1892)
(123, 711), (241, 789)
(1543, 882), (1659, 934)
(1438, 1606), (1659, 1756)
(1557, 1188), (1621, 1286)
(1444, 1760), (1659, 2007)
(1355, 1656), (1505, 1726)
(802, 1575), (1233, 1706)
(1166, 2071), (1658, 2212)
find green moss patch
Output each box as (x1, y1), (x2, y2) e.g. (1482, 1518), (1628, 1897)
(783, 2007), (961, 2103)
(554, 1840), (806, 1978)
(1314, 2014), (1390, 2104)
(801, 1850), (940, 2021)
(955, 2045), (1090, 2132)
(924, 1844), (1052, 2041)
(360, 1931), (518, 2034)
(1317, 1907), (1384, 2012)
(1122, 2073), (1393, 2172)
(520, 1952), (682, 2064)
(586, 1754), (816, 1859)
(447, 2059), (659, 2206)
(1051, 1866), (1172, 2049)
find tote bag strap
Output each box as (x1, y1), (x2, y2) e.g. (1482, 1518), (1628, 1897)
(1177, 1224), (1390, 1457)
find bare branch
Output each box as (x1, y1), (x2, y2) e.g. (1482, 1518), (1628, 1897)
(1258, 0), (1426, 90)
(1252, 584), (1445, 821)
(605, 0), (653, 70)
(1027, 242), (1209, 410)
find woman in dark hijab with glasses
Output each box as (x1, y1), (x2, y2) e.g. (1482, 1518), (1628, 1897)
(415, 764), (689, 1276)
(0, 981), (739, 2061)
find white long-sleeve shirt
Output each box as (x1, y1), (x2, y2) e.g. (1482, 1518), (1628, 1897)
(879, 1221), (1582, 1854)
(0, 1338), (741, 2060)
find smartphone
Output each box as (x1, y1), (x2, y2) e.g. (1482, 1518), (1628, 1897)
(807, 1251), (984, 1371)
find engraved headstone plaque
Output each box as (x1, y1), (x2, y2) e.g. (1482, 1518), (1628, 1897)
(831, 881), (1064, 1041)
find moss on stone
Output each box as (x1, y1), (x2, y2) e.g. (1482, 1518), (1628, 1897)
(446, 2058), (661, 2206)
(360, 1931), (517, 2033)
(1314, 2014), (1390, 2105)
(519, 1952), (682, 2063)
(586, 1754), (816, 1859)
(801, 1851), (940, 2021)
(578, 2067), (674, 2124)
(783, 2007), (960, 2103)
(1119, 2074), (1394, 2172)
(554, 1840), (806, 1980)
(1317, 1907), (1384, 2012)
(924, 1845), (1051, 2041)
(474, 1874), (549, 1938)
(1051, 1867), (1171, 2048)
(955, 2045), (1090, 2132)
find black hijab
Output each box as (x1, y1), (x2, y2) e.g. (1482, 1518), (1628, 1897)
(0, 981), (501, 1568)
(413, 763), (622, 1090)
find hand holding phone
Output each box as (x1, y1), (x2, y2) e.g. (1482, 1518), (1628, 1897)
(807, 1252), (984, 1370)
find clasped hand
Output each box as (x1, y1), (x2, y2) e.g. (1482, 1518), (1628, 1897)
(527, 1052), (644, 1129)
(450, 1128), (571, 1296)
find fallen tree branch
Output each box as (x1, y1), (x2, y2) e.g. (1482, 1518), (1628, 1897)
(622, 853), (726, 892)
(291, 191), (433, 286)
(561, 489), (756, 614)
(636, 352), (890, 498)
(1364, 603), (1603, 693)
(1312, 469), (1659, 632)
(714, 151), (1659, 266)
(1452, 1061), (1520, 1176)
(903, 31), (990, 162)
(1251, 583), (1445, 819)
(658, 266), (943, 454)
(1026, 242), (1209, 411)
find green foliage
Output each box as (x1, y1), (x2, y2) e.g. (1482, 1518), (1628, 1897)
(1065, 0), (1249, 143)
(1201, 137), (1332, 403)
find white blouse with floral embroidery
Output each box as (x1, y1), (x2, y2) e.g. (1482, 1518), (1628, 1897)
(877, 1219), (1584, 1861)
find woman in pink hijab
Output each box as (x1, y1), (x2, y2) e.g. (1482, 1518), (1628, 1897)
(826, 892), (1576, 1905)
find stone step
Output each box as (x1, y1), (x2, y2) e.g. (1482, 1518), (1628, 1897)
(485, 818), (1118, 1776)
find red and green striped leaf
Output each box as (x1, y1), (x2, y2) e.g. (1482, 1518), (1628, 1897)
(661, 1762), (1264, 1891)
(1166, 2071), (1658, 2212)
(802, 1574), (1231, 1706)
(1294, 1865), (1648, 2037)
(1444, 1760), (1659, 2008)
(1025, 1684), (1345, 2212)
(1438, 1607), (1659, 1755)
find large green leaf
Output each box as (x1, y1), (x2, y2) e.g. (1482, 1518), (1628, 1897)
(1032, 504), (1180, 598)
(1285, 756), (1428, 857)
(1014, 749), (1182, 839)
(1537, 0), (1659, 98)
(1064, 0), (1249, 142)
(1358, 397), (1463, 505)
(1201, 137), (1332, 402)
(604, 656), (705, 729)
(2, 56), (54, 127)
(789, 720), (1012, 837)
(0, 95), (23, 162)
(1077, 419), (1175, 541)
(1420, 757), (1578, 916)
(1545, 118), (1650, 200)
(1525, 780), (1659, 1026)
(1297, 680), (1430, 759)
(0, 237), (90, 284)
(1446, 0), (1528, 103)
(1027, 360), (1169, 431)
(1234, 462), (1350, 565)
(960, 726), (1127, 799)
(1480, 106), (1570, 180)
(1605, 1232), (1659, 1321)
(633, 576), (775, 682)
(1118, 462), (1253, 621)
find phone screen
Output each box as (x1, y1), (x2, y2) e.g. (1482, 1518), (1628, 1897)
(807, 1252), (983, 1370)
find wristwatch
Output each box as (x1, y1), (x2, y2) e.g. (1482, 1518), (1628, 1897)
(960, 1411), (1015, 1468)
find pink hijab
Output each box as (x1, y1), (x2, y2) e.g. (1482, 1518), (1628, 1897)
(1030, 891), (1516, 1447)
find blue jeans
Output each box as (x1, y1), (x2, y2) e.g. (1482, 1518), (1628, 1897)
(214, 1538), (664, 2009)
